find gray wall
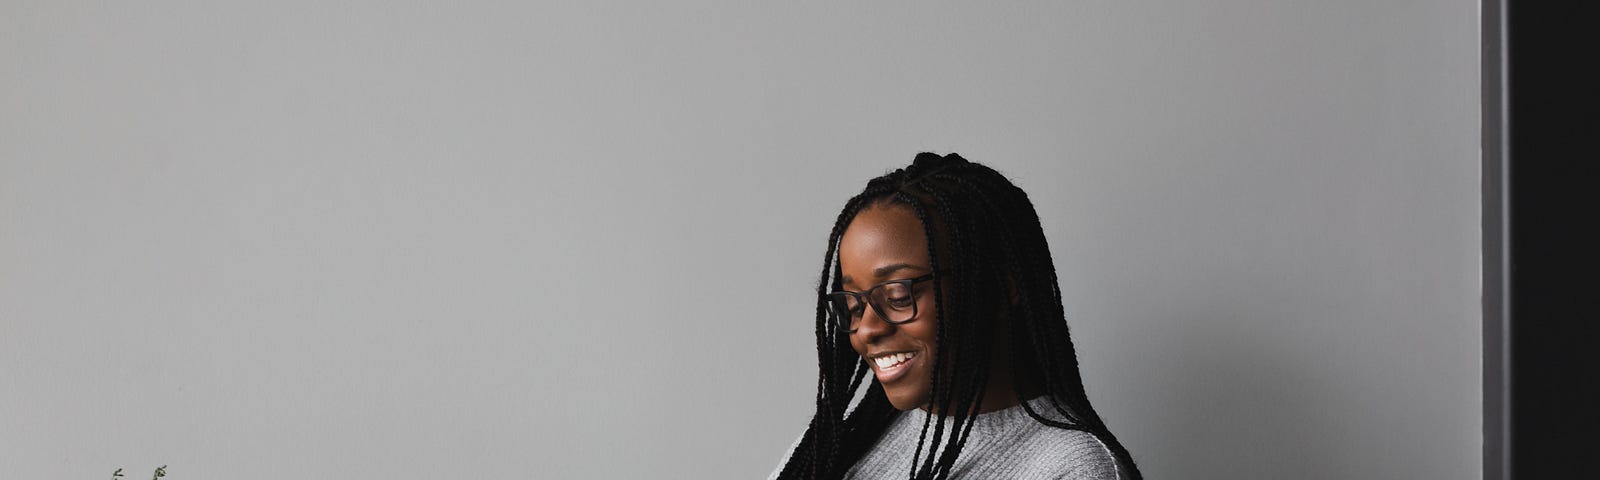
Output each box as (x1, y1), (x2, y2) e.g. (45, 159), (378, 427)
(0, 1), (1480, 479)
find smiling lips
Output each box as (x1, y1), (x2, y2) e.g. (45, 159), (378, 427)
(870, 351), (919, 383)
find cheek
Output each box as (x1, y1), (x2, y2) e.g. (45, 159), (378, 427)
(915, 295), (940, 340)
(910, 297), (942, 373)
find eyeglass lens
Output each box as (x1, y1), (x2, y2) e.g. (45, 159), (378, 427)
(829, 282), (917, 331)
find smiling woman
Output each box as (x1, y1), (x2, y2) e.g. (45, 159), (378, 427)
(767, 153), (1141, 480)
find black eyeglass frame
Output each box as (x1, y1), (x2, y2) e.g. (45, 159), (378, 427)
(826, 273), (937, 333)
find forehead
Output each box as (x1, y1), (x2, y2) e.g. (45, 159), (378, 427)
(837, 204), (929, 283)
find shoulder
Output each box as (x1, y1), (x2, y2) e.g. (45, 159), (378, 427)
(1010, 426), (1123, 480)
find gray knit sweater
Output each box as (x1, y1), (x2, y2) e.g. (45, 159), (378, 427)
(765, 396), (1125, 479)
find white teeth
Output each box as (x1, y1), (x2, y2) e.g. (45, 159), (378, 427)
(873, 352), (916, 369)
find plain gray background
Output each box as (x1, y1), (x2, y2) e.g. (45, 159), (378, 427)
(1, 1), (1480, 479)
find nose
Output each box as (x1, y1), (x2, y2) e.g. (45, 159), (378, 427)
(852, 304), (896, 342)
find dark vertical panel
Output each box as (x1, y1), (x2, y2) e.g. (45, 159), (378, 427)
(1506, 1), (1600, 478)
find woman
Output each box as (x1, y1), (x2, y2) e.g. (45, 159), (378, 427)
(767, 153), (1142, 480)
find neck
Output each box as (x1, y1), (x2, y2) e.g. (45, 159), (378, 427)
(917, 358), (1045, 416)
(919, 311), (1044, 415)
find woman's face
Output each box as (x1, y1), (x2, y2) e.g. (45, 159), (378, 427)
(838, 203), (940, 410)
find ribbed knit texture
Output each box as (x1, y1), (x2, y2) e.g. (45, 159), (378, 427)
(766, 396), (1124, 480)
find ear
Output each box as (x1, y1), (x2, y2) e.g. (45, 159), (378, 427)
(1006, 274), (1021, 306)
(994, 274), (1022, 321)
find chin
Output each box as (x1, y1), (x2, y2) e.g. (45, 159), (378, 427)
(883, 389), (930, 410)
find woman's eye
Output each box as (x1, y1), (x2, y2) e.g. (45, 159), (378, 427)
(888, 296), (914, 308)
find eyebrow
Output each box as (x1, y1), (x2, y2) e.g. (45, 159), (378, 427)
(841, 263), (927, 287)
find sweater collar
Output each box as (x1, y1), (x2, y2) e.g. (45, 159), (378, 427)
(905, 395), (1075, 436)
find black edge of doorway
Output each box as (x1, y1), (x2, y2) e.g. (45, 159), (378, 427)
(1503, 1), (1600, 478)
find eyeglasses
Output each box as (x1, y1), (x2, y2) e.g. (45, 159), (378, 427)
(826, 273), (936, 333)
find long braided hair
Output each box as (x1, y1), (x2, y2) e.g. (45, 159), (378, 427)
(774, 153), (1142, 480)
